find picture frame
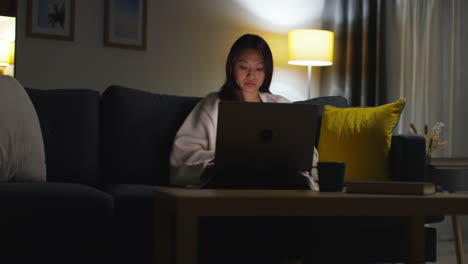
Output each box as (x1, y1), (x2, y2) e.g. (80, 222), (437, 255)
(27, 0), (75, 41)
(104, 0), (147, 50)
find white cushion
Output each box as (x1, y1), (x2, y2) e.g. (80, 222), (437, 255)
(0, 76), (46, 182)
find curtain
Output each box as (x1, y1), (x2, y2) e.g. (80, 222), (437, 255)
(322, 0), (466, 158)
(384, 0), (465, 158)
(320, 0), (386, 107)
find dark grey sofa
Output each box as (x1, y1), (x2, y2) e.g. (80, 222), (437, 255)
(0, 85), (439, 263)
(1, 88), (113, 264)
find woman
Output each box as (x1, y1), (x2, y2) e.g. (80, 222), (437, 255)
(169, 34), (318, 264)
(170, 34), (319, 189)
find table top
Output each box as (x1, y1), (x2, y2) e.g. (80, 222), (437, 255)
(154, 188), (467, 199)
(154, 188), (468, 216)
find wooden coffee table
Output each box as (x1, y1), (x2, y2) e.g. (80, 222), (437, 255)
(154, 188), (468, 264)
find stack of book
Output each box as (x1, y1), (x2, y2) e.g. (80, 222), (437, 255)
(345, 181), (436, 195)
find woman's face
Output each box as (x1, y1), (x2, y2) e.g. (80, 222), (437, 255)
(233, 48), (265, 96)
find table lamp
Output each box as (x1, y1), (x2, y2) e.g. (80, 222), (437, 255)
(0, 39), (14, 75)
(288, 29), (334, 99)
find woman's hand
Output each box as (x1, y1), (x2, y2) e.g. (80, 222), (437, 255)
(206, 159), (215, 168)
(200, 160), (216, 184)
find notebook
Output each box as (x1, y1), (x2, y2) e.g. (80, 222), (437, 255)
(215, 101), (319, 172)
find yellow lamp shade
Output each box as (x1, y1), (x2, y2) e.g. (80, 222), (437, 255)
(0, 40), (14, 66)
(288, 29), (334, 66)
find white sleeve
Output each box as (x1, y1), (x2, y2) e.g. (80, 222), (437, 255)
(298, 147), (320, 190)
(169, 99), (216, 187)
(312, 147), (319, 180)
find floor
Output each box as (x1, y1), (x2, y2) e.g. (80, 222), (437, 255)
(430, 215), (468, 263)
(384, 241), (465, 264)
(436, 240), (467, 264)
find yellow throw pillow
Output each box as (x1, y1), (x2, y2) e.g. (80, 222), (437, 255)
(318, 99), (406, 182)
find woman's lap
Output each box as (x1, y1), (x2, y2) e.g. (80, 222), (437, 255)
(203, 168), (312, 190)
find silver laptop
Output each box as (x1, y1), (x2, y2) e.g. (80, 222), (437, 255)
(215, 101), (319, 172)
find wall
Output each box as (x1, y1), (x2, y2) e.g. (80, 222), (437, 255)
(0, 0), (16, 17)
(15, 0), (326, 101)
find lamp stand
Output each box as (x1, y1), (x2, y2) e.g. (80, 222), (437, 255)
(307, 65), (312, 99)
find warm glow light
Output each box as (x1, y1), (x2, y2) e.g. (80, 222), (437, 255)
(0, 16), (15, 41)
(288, 29), (334, 66)
(234, 0), (324, 33)
(0, 40), (14, 66)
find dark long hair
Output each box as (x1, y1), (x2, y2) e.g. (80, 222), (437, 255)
(218, 34), (273, 101)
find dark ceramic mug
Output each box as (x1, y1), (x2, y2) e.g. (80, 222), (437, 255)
(318, 162), (346, 192)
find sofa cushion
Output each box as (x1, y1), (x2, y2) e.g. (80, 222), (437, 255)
(318, 99), (406, 182)
(0, 182), (113, 264)
(0, 76), (46, 182)
(294, 96), (349, 146)
(26, 88), (100, 186)
(0, 182), (113, 216)
(101, 85), (201, 185)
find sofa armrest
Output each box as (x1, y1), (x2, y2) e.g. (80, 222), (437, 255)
(389, 134), (426, 182)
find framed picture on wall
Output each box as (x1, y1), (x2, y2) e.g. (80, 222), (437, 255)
(104, 0), (147, 50)
(27, 0), (75, 41)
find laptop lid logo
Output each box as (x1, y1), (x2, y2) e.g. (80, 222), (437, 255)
(259, 129), (274, 143)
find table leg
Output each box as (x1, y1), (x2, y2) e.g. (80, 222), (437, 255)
(451, 215), (465, 264)
(406, 216), (425, 264)
(175, 213), (198, 264)
(154, 202), (172, 264)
